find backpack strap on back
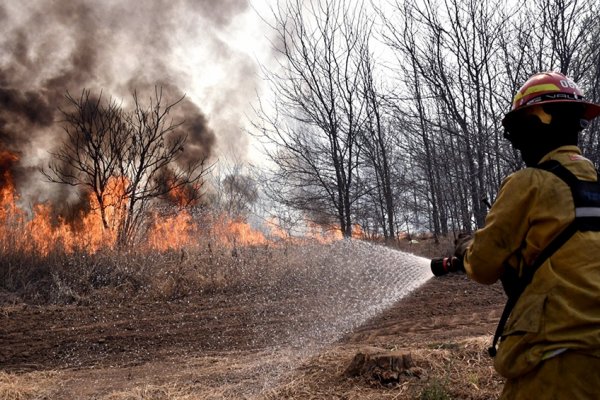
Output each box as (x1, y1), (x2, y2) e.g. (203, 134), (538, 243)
(539, 160), (600, 230)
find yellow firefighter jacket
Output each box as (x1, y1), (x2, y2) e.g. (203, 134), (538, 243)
(464, 145), (600, 379)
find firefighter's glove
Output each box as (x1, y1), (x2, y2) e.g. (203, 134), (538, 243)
(453, 233), (473, 261)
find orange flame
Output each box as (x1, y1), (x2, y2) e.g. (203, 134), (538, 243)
(147, 211), (197, 251)
(164, 182), (201, 207)
(0, 150), (19, 211)
(305, 222), (344, 243)
(210, 215), (268, 247)
(265, 217), (290, 241)
(0, 150), (26, 253)
(0, 152), (350, 256)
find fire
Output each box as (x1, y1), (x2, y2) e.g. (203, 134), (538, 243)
(352, 224), (364, 238)
(24, 177), (130, 255)
(0, 150), (19, 215)
(305, 222), (344, 243)
(92, 176), (128, 232)
(212, 216), (268, 247)
(226, 220), (268, 246)
(0, 152), (351, 256)
(0, 168), (275, 255)
(265, 217), (290, 241)
(0, 150), (26, 252)
(147, 211), (197, 251)
(0, 164), (124, 255)
(163, 182), (201, 207)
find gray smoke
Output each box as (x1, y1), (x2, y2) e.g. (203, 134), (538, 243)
(0, 0), (255, 206)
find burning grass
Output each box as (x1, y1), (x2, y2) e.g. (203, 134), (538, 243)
(1, 148), (276, 259)
(0, 153), (349, 306)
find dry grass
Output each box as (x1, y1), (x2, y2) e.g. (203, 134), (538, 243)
(0, 371), (60, 400)
(263, 336), (503, 400)
(104, 384), (195, 400)
(0, 340), (502, 400)
(0, 231), (451, 307)
(0, 240), (299, 305)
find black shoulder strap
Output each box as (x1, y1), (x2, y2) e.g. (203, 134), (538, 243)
(488, 160), (596, 357)
(537, 160), (579, 186)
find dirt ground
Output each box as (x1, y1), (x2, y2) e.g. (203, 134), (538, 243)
(1, 245), (507, 399)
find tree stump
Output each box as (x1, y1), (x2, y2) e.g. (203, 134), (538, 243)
(344, 347), (422, 386)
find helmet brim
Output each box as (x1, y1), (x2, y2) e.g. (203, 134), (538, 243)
(503, 99), (600, 128)
(583, 101), (600, 121)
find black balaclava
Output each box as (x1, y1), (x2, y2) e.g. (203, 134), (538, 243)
(503, 103), (585, 167)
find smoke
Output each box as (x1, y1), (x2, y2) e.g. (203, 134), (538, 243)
(0, 0), (256, 206)
(178, 99), (216, 164)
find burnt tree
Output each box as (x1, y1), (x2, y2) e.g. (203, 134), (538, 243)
(45, 88), (210, 247)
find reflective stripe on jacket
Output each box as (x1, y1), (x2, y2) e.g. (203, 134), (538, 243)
(464, 145), (600, 379)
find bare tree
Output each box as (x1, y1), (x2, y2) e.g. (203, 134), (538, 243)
(255, 0), (600, 240)
(211, 158), (259, 220)
(357, 30), (398, 241)
(116, 88), (209, 246)
(45, 88), (211, 247)
(534, 0), (600, 164)
(537, 0), (597, 78)
(45, 90), (128, 230)
(256, 0), (369, 237)
(580, 18), (600, 163)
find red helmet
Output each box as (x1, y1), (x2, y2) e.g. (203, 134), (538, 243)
(505, 71), (600, 123)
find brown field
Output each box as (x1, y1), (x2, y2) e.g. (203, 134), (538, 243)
(0, 241), (506, 399)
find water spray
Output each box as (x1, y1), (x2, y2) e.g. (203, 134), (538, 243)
(251, 240), (434, 395)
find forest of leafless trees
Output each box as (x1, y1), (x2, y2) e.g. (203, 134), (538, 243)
(256, 0), (600, 241)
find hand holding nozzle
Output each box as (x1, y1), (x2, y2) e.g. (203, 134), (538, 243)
(430, 256), (464, 276)
(430, 233), (472, 277)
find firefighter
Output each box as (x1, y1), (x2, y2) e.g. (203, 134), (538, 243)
(455, 71), (600, 399)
